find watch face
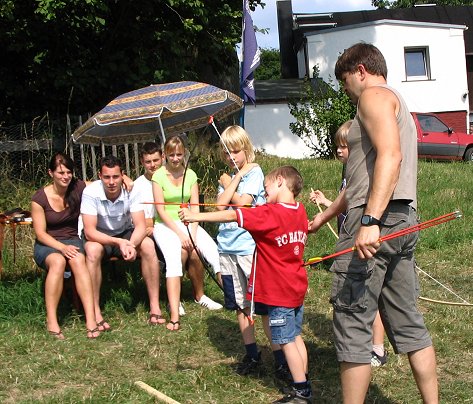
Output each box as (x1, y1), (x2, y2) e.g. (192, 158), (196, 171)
(361, 215), (379, 226)
(361, 215), (370, 225)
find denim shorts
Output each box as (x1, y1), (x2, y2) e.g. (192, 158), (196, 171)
(34, 239), (84, 270)
(267, 305), (304, 344)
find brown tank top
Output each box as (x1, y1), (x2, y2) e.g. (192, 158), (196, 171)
(345, 85), (417, 210)
(31, 180), (86, 239)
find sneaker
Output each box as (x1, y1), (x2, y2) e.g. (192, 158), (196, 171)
(371, 351), (388, 367)
(195, 295), (223, 310)
(166, 302), (186, 316)
(275, 363), (293, 383)
(178, 302), (186, 316)
(272, 387), (313, 404)
(236, 352), (262, 376)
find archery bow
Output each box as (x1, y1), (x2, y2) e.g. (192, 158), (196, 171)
(310, 187), (339, 239)
(416, 264), (473, 306)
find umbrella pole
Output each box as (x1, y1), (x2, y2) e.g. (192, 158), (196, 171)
(158, 117), (166, 145)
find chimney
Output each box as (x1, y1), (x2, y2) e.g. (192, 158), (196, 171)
(277, 0), (298, 78)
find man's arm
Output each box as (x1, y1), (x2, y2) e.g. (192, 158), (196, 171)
(145, 218), (154, 237)
(129, 210), (147, 247)
(82, 214), (129, 248)
(356, 86), (402, 258)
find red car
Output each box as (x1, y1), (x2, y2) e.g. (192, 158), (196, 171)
(411, 112), (473, 161)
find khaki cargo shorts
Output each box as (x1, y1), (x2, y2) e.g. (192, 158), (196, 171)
(330, 202), (432, 363)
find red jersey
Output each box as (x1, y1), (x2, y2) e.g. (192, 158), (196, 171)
(236, 202), (308, 307)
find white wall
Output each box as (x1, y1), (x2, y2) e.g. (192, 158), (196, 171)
(244, 103), (314, 159)
(245, 20), (469, 159)
(302, 20), (469, 114)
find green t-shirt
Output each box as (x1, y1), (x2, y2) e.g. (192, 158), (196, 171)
(151, 166), (197, 222)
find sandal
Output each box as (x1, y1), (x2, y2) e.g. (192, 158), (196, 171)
(149, 313), (166, 325)
(166, 320), (180, 331)
(87, 327), (100, 339)
(48, 329), (65, 340)
(96, 319), (111, 332)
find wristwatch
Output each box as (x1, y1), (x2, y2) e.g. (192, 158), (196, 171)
(360, 215), (381, 226)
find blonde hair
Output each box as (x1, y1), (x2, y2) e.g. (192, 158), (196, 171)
(219, 125), (255, 163)
(163, 135), (189, 167)
(335, 120), (353, 146)
(265, 166), (303, 197)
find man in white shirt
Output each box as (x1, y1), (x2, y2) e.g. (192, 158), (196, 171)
(81, 155), (164, 330)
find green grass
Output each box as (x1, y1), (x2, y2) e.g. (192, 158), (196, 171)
(1, 157), (472, 403)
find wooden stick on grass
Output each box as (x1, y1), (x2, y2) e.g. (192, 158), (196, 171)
(134, 381), (181, 404)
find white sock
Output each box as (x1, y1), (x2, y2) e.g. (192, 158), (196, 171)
(373, 344), (385, 357)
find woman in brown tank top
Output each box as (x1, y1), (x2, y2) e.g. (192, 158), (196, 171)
(31, 153), (99, 339)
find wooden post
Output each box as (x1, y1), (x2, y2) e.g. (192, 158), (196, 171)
(91, 145), (97, 179)
(134, 143), (140, 178)
(134, 381), (180, 404)
(124, 143), (130, 177)
(80, 144), (86, 180)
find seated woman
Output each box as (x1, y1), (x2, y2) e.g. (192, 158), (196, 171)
(31, 153), (99, 339)
(152, 135), (222, 331)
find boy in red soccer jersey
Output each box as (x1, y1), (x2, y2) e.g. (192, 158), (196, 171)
(179, 165), (312, 404)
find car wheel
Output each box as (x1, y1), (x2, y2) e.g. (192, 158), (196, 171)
(464, 147), (473, 162)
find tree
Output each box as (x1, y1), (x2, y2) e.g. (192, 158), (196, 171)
(0, 0), (264, 124)
(372, 0), (473, 8)
(288, 66), (356, 158)
(255, 48), (281, 80)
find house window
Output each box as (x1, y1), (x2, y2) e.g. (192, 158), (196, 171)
(404, 47), (430, 80)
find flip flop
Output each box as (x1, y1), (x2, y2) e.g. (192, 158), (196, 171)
(149, 313), (166, 325)
(96, 319), (111, 332)
(48, 329), (65, 340)
(166, 320), (180, 331)
(87, 327), (101, 339)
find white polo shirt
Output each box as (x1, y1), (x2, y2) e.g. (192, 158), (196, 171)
(81, 180), (143, 236)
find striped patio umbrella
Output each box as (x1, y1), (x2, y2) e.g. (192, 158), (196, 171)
(72, 81), (243, 145)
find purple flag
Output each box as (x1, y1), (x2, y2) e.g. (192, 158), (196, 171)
(241, 0), (260, 104)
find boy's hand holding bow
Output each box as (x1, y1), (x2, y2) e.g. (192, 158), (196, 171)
(178, 207), (197, 223)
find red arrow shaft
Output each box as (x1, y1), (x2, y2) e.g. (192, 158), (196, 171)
(305, 211), (461, 266)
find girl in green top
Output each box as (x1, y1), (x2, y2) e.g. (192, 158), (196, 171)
(152, 135), (221, 331)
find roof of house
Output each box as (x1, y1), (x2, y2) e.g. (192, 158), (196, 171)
(293, 5), (473, 54)
(253, 79), (306, 103)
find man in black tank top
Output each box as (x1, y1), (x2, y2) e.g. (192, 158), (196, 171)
(309, 43), (438, 404)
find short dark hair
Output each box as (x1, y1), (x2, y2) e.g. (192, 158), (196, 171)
(335, 42), (387, 80)
(140, 142), (162, 158)
(266, 165), (304, 197)
(99, 155), (123, 172)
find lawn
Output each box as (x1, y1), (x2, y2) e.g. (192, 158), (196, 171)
(1, 156), (472, 403)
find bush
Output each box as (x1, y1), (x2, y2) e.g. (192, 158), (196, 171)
(288, 66), (356, 158)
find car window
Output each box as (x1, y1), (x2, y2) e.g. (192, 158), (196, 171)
(418, 115), (449, 133)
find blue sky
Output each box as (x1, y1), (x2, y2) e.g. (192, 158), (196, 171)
(252, 0), (376, 49)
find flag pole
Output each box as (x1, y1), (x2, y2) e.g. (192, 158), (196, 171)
(239, 0), (245, 127)
(240, 0), (260, 128)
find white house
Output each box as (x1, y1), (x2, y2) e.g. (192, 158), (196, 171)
(245, 2), (473, 158)
(301, 19), (469, 130)
(244, 79), (314, 159)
